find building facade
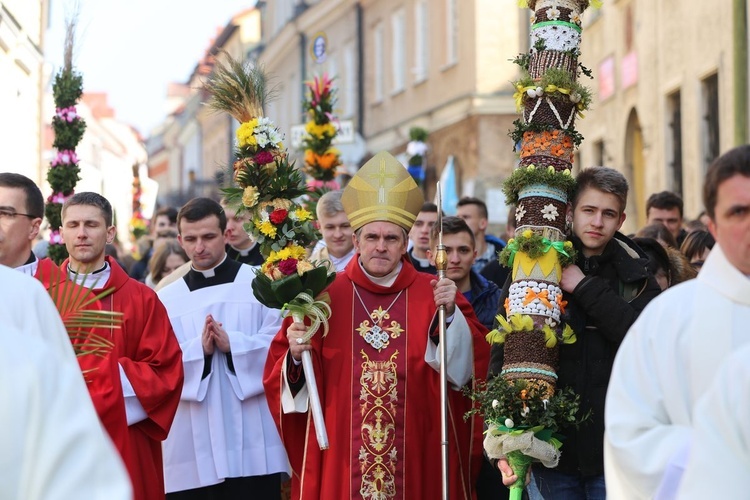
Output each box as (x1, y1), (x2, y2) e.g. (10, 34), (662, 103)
(0, 0), (48, 185)
(576, 0), (749, 227)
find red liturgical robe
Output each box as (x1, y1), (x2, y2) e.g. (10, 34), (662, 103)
(34, 258), (131, 464)
(264, 256), (490, 499)
(62, 256), (184, 500)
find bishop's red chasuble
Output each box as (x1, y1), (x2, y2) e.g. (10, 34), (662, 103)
(264, 256), (490, 499)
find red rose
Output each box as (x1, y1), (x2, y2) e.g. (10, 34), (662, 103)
(278, 258), (298, 276)
(269, 209), (288, 224)
(254, 150), (274, 165)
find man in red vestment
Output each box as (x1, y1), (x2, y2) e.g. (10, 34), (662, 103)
(263, 151), (490, 499)
(61, 192), (184, 500)
(0, 173), (131, 467)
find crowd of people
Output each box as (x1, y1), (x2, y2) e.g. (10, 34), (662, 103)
(1, 144), (748, 499)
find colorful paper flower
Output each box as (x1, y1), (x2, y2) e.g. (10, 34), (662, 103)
(242, 186), (259, 208)
(269, 208), (288, 224)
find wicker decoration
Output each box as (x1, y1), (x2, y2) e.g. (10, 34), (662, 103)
(529, 50), (578, 79)
(519, 155), (573, 172)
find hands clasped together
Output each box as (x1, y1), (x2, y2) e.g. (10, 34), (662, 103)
(202, 314), (230, 355)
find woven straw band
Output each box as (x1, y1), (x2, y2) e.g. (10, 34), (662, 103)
(519, 155), (573, 172)
(529, 50), (578, 79)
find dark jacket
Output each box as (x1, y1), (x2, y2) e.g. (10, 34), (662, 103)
(489, 232), (661, 477)
(467, 270), (502, 331)
(473, 234), (506, 272)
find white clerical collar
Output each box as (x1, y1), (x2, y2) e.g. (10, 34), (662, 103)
(231, 242), (256, 257)
(410, 251), (431, 267)
(359, 259), (403, 288)
(68, 261), (111, 289)
(15, 253), (38, 277)
(191, 254), (227, 278)
(330, 248), (355, 272)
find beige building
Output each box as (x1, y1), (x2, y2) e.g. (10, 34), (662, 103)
(259, 0), (528, 225)
(576, 0), (749, 229)
(0, 0), (49, 185)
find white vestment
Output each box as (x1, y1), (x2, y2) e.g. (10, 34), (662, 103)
(0, 266), (131, 500)
(604, 244), (750, 499)
(2, 264), (77, 361)
(158, 261), (289, 492)
(676, 342), (750, 498)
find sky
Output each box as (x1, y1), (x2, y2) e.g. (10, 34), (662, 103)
(47, 0), (256, 136)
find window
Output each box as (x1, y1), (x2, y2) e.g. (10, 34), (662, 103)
(391, 9), (406, 93)
(666, 91), (683, 196)
(413, 0), (429, 83)
(373, 22), (384, 103)
(344, 42), (356, 118)
(594, 139), (606, 166)
(701, 74), (720, 172)
(445, 0), (458, 65)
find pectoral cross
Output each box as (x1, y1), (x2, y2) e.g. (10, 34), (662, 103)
(369, 158), (397, 204)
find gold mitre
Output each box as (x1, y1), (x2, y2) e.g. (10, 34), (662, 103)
(342, 151), (425, 231)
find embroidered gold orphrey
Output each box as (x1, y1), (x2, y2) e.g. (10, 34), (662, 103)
(356, 306), (405, 351)
(358, 350), (399, 499)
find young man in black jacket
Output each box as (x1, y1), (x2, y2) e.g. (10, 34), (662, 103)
(493, 167), (661, 499)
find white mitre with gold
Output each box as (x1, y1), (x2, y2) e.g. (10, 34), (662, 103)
(341, 151), (425, 232)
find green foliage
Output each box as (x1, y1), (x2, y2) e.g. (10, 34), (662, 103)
(52, 70), (83, 108)
(502, 165), (577, 205)
(47, 243), (69, 264)
(514, 67), (593, 110)
(499, 230), (577, 268)
(45, 202), (63, 229)
(46, 164), (81, 195)
(464, 376), (588, 433)
(52, 117), (86, 150)
(511, 53), (531, 72)
(408, 126), (429, 142)
(231, 155), (308, 203)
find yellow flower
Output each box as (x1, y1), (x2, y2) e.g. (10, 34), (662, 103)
(236, 120), (259, 148)
(305, 121), (336, 138)
(294, 208), (312, 221)
(259, 220), (277, 238)
(297, 259), (314, 275)
(522, 229), (533, 239)
(564, 241), (573, 250)
(277, 141), (284, 150)
(242, 186), (259, 208)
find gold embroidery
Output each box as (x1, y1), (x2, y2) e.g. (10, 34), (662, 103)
(359, 350), (399, 499)
(356, 308), (404, 351)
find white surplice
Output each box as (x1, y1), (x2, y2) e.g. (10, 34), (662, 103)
(158, 262), (289, 493)
(676, 342), (750, 498)
(604, 244), (750, 499)
(0, 266), (131, 500)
